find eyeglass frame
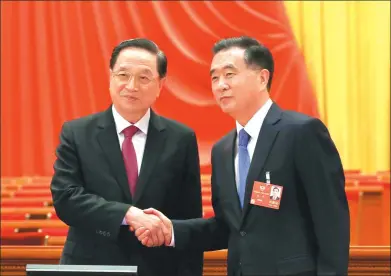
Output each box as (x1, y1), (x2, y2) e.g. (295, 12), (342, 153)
(111, 69), (159, 85)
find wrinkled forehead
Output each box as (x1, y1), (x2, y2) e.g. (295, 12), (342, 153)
(114, 48), (157, 74)
(210, 47), (246, 72)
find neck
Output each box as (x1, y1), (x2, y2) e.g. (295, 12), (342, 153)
(116, 106), (148, 124)
(235, 95), (269, 127)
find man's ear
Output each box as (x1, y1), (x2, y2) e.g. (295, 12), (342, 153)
(159, 77), (166, 90)
(259, 69), (270, 90)
(154, 77), (166, 99)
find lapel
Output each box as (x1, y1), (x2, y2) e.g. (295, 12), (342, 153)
(221, 130), (242, 224)
(132, 110), (166, 204)
(97, 106), (132, 203)
(241, 103), (282, 222)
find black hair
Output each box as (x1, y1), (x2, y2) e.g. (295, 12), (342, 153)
(110, 38), (167, 78)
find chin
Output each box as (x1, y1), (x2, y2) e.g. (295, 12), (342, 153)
(220, 104), (236, 114)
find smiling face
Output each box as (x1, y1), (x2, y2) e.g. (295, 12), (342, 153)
(210, 47), (269, 124)
(109, 47), (164, 122)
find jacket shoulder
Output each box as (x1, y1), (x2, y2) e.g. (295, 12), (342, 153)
(63, 110), (106, 130)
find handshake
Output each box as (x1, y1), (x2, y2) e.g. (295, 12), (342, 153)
(125, 206), (173, 247)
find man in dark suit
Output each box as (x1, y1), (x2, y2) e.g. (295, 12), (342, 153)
(50, 38), (203, 276)
(136, 36), (350, 276)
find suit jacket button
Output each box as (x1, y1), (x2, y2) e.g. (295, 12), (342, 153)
(240, 231), (246, 236)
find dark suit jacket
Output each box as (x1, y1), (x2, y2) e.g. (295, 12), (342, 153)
(172, 103), (350, 276)
(50, 106), (203, 276)
(270, 195), (280, 201)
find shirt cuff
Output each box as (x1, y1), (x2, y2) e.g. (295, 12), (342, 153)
(122, 217), (127, 225)
(169, 226), (175, 247)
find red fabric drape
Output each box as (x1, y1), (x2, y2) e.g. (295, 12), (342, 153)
(1, 1), (319, 176)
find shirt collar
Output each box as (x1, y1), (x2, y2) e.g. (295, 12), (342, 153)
(112, 105), (150, 135)
(236, 98), (273, 140)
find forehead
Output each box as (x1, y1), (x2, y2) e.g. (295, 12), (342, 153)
(114, 47), (157, 72)
(210, 47), (246, 71)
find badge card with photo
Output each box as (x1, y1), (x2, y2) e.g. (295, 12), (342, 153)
(250, 181), (283, 210)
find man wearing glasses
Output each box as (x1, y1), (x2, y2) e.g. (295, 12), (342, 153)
(51, 38), (203, 276)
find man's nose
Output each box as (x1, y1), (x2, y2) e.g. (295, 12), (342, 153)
(125, 76), (138, 90)
(218, 79), (229, 91)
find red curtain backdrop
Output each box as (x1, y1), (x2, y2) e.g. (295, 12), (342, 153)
(1, 1), (319, 177)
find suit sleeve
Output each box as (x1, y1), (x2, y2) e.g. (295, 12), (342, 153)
(50, 122), (131, 241)
(172, 143), (229, 252)
(294, 118), (350, 275)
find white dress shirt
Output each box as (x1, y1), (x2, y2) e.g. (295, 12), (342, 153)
(234, 99), (273, 192)
(112, 105), (150, 174)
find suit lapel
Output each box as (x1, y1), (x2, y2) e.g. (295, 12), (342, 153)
(221, 130), (242, 223)
(132, 110), (166, 204)
(241, 104), (282, 221)
(97, 107), (132, 203)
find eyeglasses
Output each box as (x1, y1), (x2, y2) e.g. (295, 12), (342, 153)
(112, 71), (156, 85)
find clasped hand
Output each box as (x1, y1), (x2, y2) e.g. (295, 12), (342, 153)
(126, 207), (172, 247)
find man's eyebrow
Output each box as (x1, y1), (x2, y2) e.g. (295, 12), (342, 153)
(117, 65), (130, 70)
(115, 66), (153, 75)
(139, 68), (153, 75)
(210, 64), (237, 75)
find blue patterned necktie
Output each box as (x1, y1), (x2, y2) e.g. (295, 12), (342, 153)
(238, 129), (251, 208)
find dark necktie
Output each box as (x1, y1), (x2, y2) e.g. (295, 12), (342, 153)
(122, 125), (139, 196)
